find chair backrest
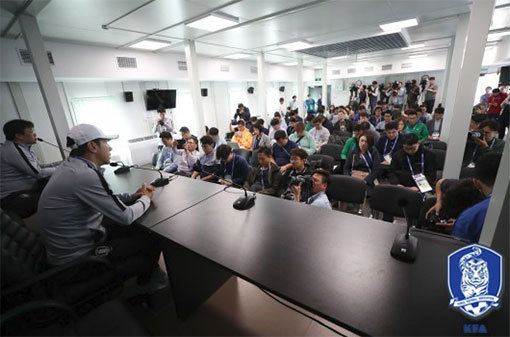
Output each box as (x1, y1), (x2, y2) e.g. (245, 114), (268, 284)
(431, 149), (446, 171)
(369, 185), (423, 219)
(233, 148), (251, 162)
(430, 140), (447, 151)
(227, 142), (240, 150)
(1, 210), (46, 289)
(460, 166), (477, 179)
(326, 175), (367, 204)
(250, 149), (260, 166)
(308, 154), (335, 173)
(320, 144), (343, 163)
(225, 132), (234, 141)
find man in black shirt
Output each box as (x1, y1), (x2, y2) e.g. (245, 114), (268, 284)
(388, 133), (436, 190)
(376, 121), (403, 165)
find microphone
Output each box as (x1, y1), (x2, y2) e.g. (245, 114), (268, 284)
(37, 137), (70, 153)
(390, 198), (418, 262)
(109, 162), (171, 187)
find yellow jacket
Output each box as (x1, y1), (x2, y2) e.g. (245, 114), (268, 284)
(232, 129), (253, 151)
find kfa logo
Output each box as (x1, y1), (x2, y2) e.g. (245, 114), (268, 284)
(448, 244), (503, 319)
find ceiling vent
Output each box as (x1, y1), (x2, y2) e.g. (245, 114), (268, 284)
(250, 66), (257, 74)
(382, 64), (392, 71)
(220, 64), (230, 72)
(347, 68), (356, 74)
(177, 60), (187, 71)
(364, 66), (374, 72)
(116, 56), (137, 68)
(401, 62), (413, 69)
(332, 69), (341, 75)
(17, 49), (55, 66)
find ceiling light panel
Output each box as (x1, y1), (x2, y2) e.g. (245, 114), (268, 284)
(129, 40), (171, 50)
(224, 53), (251, 59)
(379, 18), (418, 32)
(409, 54), (428, 59)
(186, 12), (239, 32)
(402, 44), (425, 50)
(280, 41), (314, 51)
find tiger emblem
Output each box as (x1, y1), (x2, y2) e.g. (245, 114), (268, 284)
(460, 247), (489, 299)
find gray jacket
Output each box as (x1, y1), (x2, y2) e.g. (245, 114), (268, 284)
(251, 133), (271, 150)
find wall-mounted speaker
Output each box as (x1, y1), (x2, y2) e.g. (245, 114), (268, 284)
(279, 86), (285, 92)
(123, 91), (133, 102)
(201, 88), (208, 97)
(247, 87), (254, 94)
(500, 66), (510, 85)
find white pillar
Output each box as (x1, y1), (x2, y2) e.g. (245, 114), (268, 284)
(184, 40), (205, 136)
(257, 52), (268, 121)
(443, 0), (495, 179)
(440, 13), (469, 142)
(297, 57), (304, 117)
(479, 141), (510, 246)
(18, 14), (69, 159)
(440, 42), (455, 106)
(322, 59), (328, 109)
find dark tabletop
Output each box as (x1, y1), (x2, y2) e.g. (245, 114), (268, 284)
(103, 167), (224, 228)
(152, 190), (508, 336)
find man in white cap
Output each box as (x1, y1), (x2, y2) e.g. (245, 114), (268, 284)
(38, 124), (167, 292)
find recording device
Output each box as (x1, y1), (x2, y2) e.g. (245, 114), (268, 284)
(428, 213), (449, 226)
(390, 198), (418, 262)
(391, 81), (399, 90)
(158, 120), (165, 126)
(37, 137), (70, 153)
(420, 75), (429, 92)
(404, 80), (412, 94)
(282, 174), (313, 201)
(468, 129), (485, 140)
(109, 162), (171, 187)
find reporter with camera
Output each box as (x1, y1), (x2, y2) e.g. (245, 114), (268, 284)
(344, 132), (381, 188)
(243, 147), (282, 196)
(406, 79), (420, 109)
(291, 169), (332, 210)
(281, 148), (313, 202)
(153, 107), (173, 135)
(233, 103), (250, 122)
(462, 119), (505, 168)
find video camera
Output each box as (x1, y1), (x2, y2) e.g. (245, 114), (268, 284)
(468, 129), (485, 140)
(391, 81), (399, 90)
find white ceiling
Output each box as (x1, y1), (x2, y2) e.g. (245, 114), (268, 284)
(1, 0), (509, 65)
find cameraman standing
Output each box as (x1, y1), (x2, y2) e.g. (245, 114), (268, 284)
(368, 81), (379, 114)
(407, 79), (420, 109)
(153, 108), (173, 134)
(424, 77), (438, 113)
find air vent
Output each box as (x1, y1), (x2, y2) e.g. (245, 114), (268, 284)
(116, 57), (137, 68)
(347, 68), (356, 74)
(177, 61), (187, 71)
(250, 66), (257, 74)
(17, 49), (55, 65)
(220, 64), (230, 72)
(364, 66), (374, 72)
(382, 64), (392, 71)
(332, 69), (341, 75)
(401, 62), (413, 69)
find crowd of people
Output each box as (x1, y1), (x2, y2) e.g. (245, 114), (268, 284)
(0, 81), (507, 293)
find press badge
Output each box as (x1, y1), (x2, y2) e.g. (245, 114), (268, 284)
(467, 162), (476, 168)
(432, 132), (440, 139)
(383, 154), (392, 164)
(412, 173), (432, 193)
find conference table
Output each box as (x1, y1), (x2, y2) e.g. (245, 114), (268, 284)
(105, 167), (509, 336)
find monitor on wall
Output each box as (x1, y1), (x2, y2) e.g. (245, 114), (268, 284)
(145, 89), (176, 110)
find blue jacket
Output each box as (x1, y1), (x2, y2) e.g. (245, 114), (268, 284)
(452, 196), (491, 243)
(218, 154), (250, 186)
(272, 141), (299, 166)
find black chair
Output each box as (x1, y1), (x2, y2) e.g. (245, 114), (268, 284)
(233, 148), (251, 162)
(308, 154), (335, 173)
(250, 149), (260, 166)
(369, 185), (423, 224)
(1, 210), (122, 316)
(225, 132), (234, 141)
(430, 149), (446, 171)
(424, 140), (447, 151)
(460, 167), (477, 179)
(326, 175), (367, 204)
(320, 144), (343, 166)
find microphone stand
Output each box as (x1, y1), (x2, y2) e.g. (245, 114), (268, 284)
(390, 199), (418, 262)
(37, 137), (70, 153)
(109, 162), (172, 187)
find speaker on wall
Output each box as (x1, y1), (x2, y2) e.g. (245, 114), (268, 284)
(201, 88), (208, 97)
(247, 87), (254, 94)
(279, 86), (285, 92)
(500, 66), (510, 86)
(123, 91), (133, 102)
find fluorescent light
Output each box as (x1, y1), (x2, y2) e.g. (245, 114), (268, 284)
(402, 43), (425, 50)
(409, 54), (428, 59)
(282, 62), (297, 66)
(330, 55), (348, 60)
(352, 61), (368, 65)
(224, 53), (250, 59)
(280, 41), (313, 51)
(380, 18), (418, 32)
(186, 12), (239, 32)
(129, 39), (171, 50)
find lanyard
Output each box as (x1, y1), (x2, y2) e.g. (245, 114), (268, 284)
(406, 153), (424, 176)
(225, 154), (235, 177)
(360, 151), (373, 172)
(383, 134), (399, 155)
(259, 168), (268, 188)
(279, 144), (291, 157)
(408, 123), (418, 131)
(471, 138), (496, 161)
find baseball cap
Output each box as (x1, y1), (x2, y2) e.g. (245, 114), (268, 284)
(66, 124), (118, 149)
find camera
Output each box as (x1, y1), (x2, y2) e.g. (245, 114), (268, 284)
(391, 81), (399, 90)
(283, 174), (313, 201)
(158, 120), (165, 126)
(428, 213), (448, 225)
(289, 174), (313, 186)
(468, 129), (485, 140)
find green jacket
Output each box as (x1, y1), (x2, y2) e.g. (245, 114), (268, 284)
(305, 123), (314, 132)
(341, 137), (357, 160)
(405, 122), (429, 142)
(289, 132), (317, 155)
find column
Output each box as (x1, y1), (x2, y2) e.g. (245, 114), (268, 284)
(18, 14), (69, 159)
(257, 52), (268, 120)
(184, 40), (205, 136)
(440, 41), (455, 106)
(297, 57), (304, 117)
(440, 13), (469, 142)
(321, 58), (328, 108)
(442, 0), (495, 179)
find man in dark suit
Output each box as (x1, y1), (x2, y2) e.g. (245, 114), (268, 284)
(426, 106), (444, 140)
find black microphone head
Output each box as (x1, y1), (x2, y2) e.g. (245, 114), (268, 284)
(398, 198), (408, 208)
(109, 162), (120, 167)
(37, 137), (44, 142)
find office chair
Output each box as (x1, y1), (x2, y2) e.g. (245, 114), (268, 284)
(250, 149), (260, 166)
(319, 144), (343, 166)
(424, 140), (447, 151)
(326, 175), (368, 214)
(308, 154), (335, 173)
(369, 185), (423, 225)
(430, 149), (446, 170)
(233, 148), (251, 162)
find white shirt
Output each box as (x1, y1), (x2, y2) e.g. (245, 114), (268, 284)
(306, 191), (331, 210)
(290, 100), (298, 110)
(309, 127), (330, 147)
